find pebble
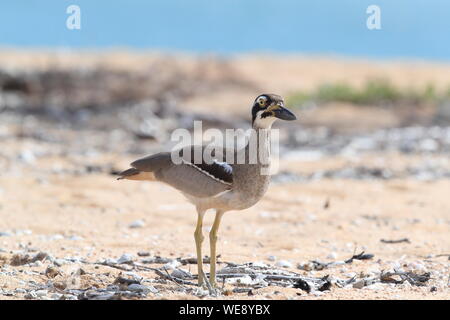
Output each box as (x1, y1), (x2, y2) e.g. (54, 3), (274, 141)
(364, 283), (385, 290)
(25, 291), (38, 299)
(36, 290), (48, 297)
(31, 261), (43, 267)
(51, 293), (63, 300)
(407, 262), (427, 271)
(163, 259), (181, 270)
(267, 255), (277, 262)
(48, 234), (64, 241)
(107, 285), (120, 291)
(251, 261), (268, 268)
(123, 271), (143, 282)
(53, 259), (66, 267)
(68, 235), (83, 241)
(353, 280), (366, 289)
(117, 253), (134, 264)
(297, 262), (314, 271)
(275, 260), (293, 268)
(326, 252), (338, 260)
(128, 284), (157, 294)
(171, 268), (192, 279)
(129, 220), (145, 228)
(18, 150), (36, 164)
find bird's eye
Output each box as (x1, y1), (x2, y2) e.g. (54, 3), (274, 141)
(257, 96), (267, 107)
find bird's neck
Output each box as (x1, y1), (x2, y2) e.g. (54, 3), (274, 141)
(239, 126), (271, 166)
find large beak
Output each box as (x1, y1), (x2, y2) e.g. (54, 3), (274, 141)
(274, 106), (297, 121)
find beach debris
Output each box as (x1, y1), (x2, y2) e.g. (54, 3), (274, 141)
(380, 238), (410, 244)
(129, 220), (145, 229)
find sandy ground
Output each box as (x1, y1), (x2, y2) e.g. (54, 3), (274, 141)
(0, 157), (449, 300)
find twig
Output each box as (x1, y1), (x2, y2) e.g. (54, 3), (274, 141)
(345, 251), (374, 263)
(133, 263), (197, 286)
(380, 238), (410, 244)
(95, 262), (133, 271)
(200, 269), (217, 296)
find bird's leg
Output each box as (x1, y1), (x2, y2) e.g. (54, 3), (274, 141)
(194, 209), (206, 287)
(209, 210), (224, 288)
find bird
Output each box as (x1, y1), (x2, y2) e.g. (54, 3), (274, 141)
(117, 94), (296, 288)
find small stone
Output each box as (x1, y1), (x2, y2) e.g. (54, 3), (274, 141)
(327, 252), (338, 260)
(35, 290), (48, 297)
(353, 280), (366, 289)
(54, 259), (65, 267)
(25, 291), (38, 299)
(297, 262), (314, 271)
(32, 251), (49, 262)
(171, 268), (192, 279)
(117, 253), (134, 264)
(275, 260), (293, 268)
(128, 284), (157, 294)
(32, 260), (43, 267)
(48, 234), (64, 241)
(0, 231), (12, 237)
(53, 281), (67, 290)
(51, 293), (63, 300)
(251, 261), (268, 268)
(68, 235), (83, 241)
(129, 220), (145, 228)
(365, 283), (385, 290)
(45, 266), (61, 278)
(163, 260), (181, 270)
(19, 150), (36, 164)
(75, 268), (86, 275)
(267, 255), (277, 262)
(107, 285), (120, 291)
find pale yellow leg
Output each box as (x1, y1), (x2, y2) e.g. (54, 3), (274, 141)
(194, 209), (206, 286)
(209, 210), (225, 287)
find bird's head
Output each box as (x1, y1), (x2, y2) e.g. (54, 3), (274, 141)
(251, 94), (297, 128)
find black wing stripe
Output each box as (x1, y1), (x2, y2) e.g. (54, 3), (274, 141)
(183, 160), (233, 185)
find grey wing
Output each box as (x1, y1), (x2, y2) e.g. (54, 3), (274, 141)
(129, 147), (233, 198)
(155, 162), (232, 198)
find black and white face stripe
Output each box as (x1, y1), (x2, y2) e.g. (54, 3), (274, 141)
(251, 93), (284, 123)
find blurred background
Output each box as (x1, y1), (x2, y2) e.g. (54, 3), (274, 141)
(0, 0), (449, 300)
(1, 0), (450, 180)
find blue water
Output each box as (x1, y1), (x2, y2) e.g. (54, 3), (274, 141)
(1, 0), (450, 60)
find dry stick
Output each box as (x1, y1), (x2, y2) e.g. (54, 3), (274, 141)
(215, 272), (323, 285)
(380, 238), (410, 244)
(133, 263), (197, 286)
(199, 269), (216, 296)
(95, 262), (133, 272)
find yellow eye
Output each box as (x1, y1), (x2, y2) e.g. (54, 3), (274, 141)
(257, 96), (267, 106)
